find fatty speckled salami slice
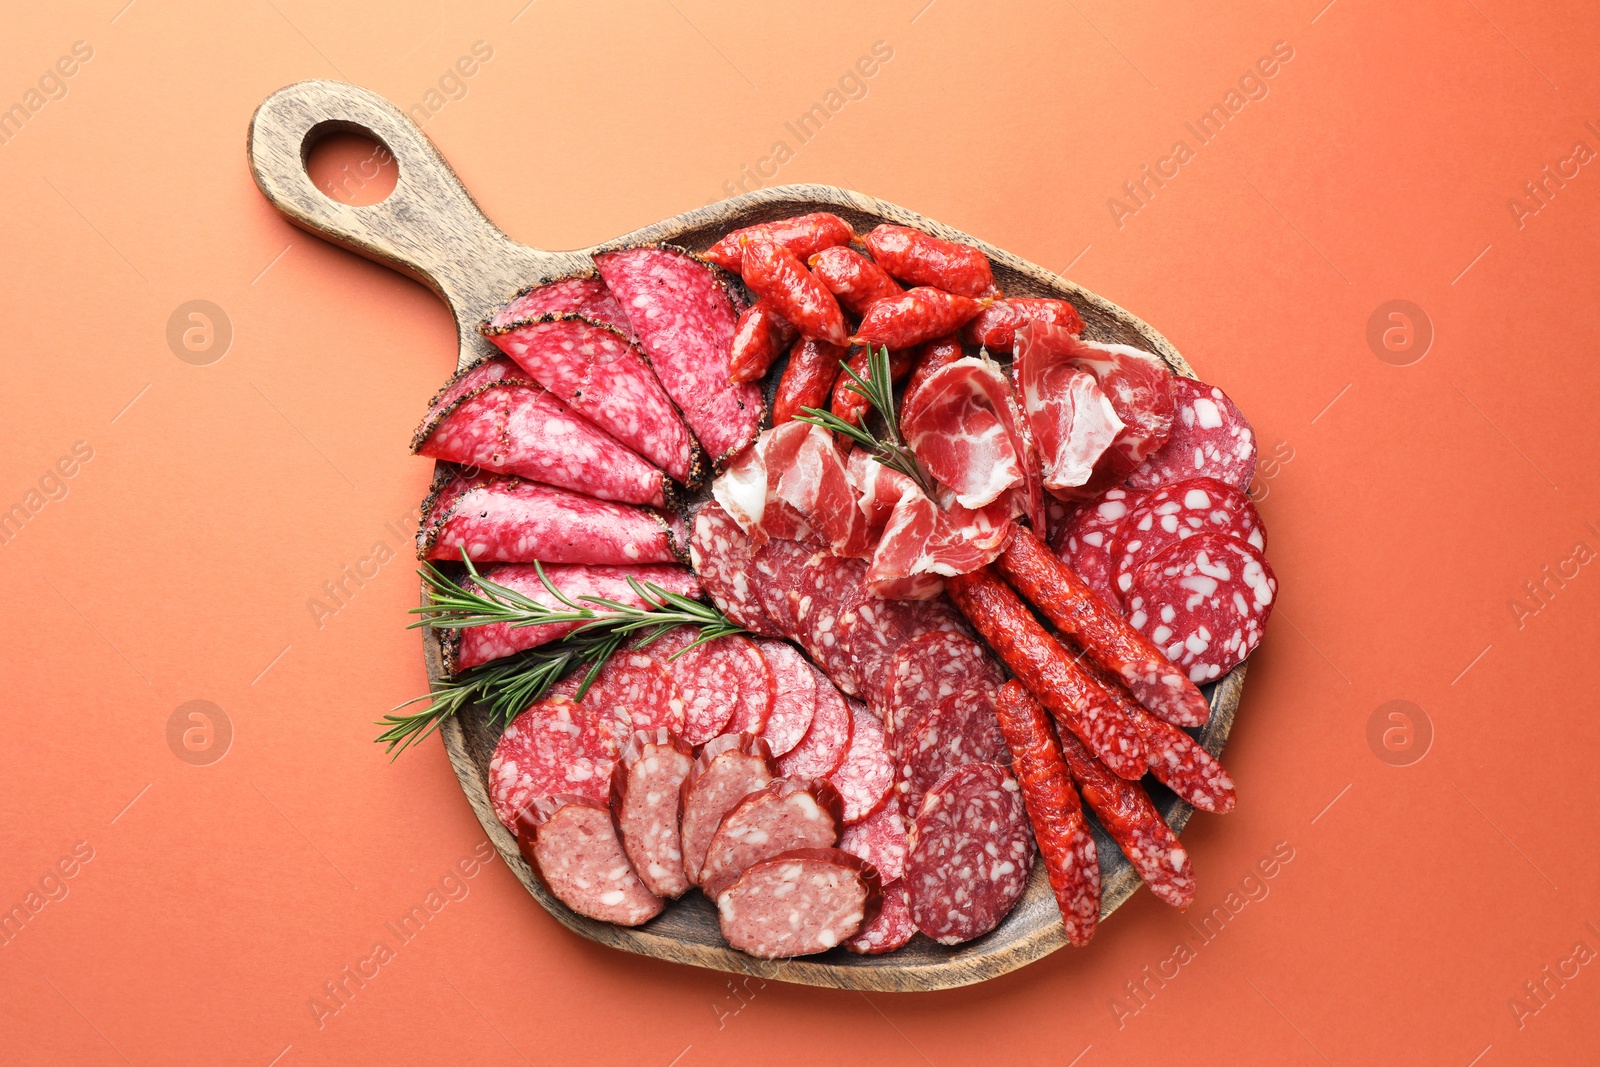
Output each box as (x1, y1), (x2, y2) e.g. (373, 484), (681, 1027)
(894, 688), (1010, 815)
(754, 639), (818, 757)
(794, 553), (871, 697)
(680, 733), (777, 887)
(517, 796), (662, 925)
(1112, 477), (1265, 602)
(447, 563), (701, 673)
(413, 361), (671, 508)
(648, 627), (772, 745)
(845, 881), (916, 954)
(699, 778), (845, 899)
(838, 792), (908, 883)
(777, 666), (853, 779)
(904, 762), (1034, 945)
(1125, 532), (1277, 684)
(715, 848), (881, 958)
(487, 275), (632, 336)
(1126, 377), (1257, 491)
(483, 315), (699, 485)
(609, 728), (695, 898)
(488, 696), (627, 829)
(548, 648), (686, 737)
(1055, 486), (1147, 608)
(883, 631), (1005, 753)
(751, 538), (817, 637)
(827, 700), (896, 824)
(690, 502), (782, 636)
(839, 595), (966, 710)
(418, 471), (677, 565)
(594, 245), (762, 467)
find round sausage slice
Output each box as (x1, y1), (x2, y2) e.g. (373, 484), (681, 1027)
(679, 733), (776, 886)
(610, 728), (695, 898)
(699, 778), (844, 898)
(516, 795), (662, 926)
(714, 848), (882, 958)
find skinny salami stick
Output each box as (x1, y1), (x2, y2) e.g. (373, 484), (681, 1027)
(995, 526), (1212, 727)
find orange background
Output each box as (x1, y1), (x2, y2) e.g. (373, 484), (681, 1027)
(3, 1), (1598, 1063)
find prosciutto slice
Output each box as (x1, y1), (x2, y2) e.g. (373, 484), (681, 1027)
(712, 422), (870, 558)
(851, 454), (1012, 599)
(1056, 334), (1176, 475)
(1014, 321), (1124, 494)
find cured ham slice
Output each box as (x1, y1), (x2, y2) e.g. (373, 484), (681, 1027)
(1054, 334), (1176, 476)
(712, 422), (870, 558)
(852, 455), (1011, 600)
(414, 358), (670, 508)
(1014, 322), (1123, 494)
(482, 315), (699, 485)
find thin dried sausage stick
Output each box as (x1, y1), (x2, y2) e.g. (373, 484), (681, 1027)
(862, 224), (998, 297)
(1055, 728), (1197, 910)
(853, 288), (988, 350)
(704, 212), (854, 271)
(772, 338), (846, 425)
(944, 568), (1146, 779)
(995, 526), (1211, 728)
(727, 302), (796, 384)
(740, 238), (849, 346)
(809, 245), (903, 316)
(829, 346), (915, 428)
(962, 297), (1084, 350)
(994, 681), (1100, 945)
(902, 334), (964, 414)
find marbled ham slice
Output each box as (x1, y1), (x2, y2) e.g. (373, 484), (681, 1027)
(902, 356), (1027, 511)
(1058, 336), (1176, 477)
(594, 245), (761, 467)
(1015, 321), (1124, 494)
(853, 455), (1013, 600)
(487, 275), (633, 336)
(713, 422), (870, 558)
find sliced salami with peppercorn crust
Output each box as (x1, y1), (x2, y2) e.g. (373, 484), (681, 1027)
(594, 245), (761, 468)
(609, 729), (695, 898)
(414, 361), (671, 508)
(1054, 485), (1147, 608)
(1111, 477), (1265, 601)
(827, 700), (896, 824)
(714, 848), (882, 958)
(883, 630), (1005, 750)
(777, 666), (854, 779)
(487, 274), (632, 336)
(894, 687), (1010, 816)
(1125, 532), (1276, 685)
(482, 314), (700, 485)
(846, 882), (916, 954)
(699, 777), (845, 898)
(904, 762), (1034, 945)
(754, 639), (818, 758)
(993, 682), (1099, 946)
(516, 796), (663, 925)
(689, 502), (783, 636)
(488, 696), (628, 829)
(679, 733), (777, 887)
(1126, 377), (1257, 491)
(448, 563), (702, 674)
(418, 471), (678, 565)
(838, 792), (909, 884)
(548, 648), (686, 737)
(648, 627), (771, 745)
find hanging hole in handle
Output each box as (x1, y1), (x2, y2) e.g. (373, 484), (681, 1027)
(303, 121), (399, 207)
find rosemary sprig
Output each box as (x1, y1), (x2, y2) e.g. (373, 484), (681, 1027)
(376, 554), (743, 757)
(796, 343), (936, 497)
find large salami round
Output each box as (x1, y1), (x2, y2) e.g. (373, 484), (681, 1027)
(839, 595), (965, 709)
(1055, 486), (1146, 608)
(904, 762), (1034, 945)
(488, 696), (627, 829)
(754, 639), (818, 758)
(776, 666), (853, 779)
(689, 502), (782, 635)
(837, 792), (908, 883)
(648, 627), (771, 745)
(698, 778), (844, 898)
(883, 630), (1004, 752)
(679, 733), (777, 886)
(793, 553), (871, 697)
(1111, 477), (1265, 602)
(894, 688), (1009, 816)
(714, 848), (882, 958)
(826, 700), (896, 824)
(1125, 532), (1277, 684)
(1125, 377), (1257, 491)
(517, 795), (662, 926)
(750, 538), (816, 637)
(548, 648), (685, 737)
(609, 729), (695, 898)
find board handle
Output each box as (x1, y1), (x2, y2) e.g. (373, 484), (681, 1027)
(247, 80), (562, 364)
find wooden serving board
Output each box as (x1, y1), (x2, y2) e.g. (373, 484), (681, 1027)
(248, 80), (1245, 992)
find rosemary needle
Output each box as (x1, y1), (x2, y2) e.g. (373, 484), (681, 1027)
(795, 343), (936, 497)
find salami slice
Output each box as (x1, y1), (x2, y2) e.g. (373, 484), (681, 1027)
(679, 733), (777, 887)
(418, 471), (677, 565)
(837, 792), (908, 883)
(827, 700), (896, 824)
(1125, 532), (1277, 684)
(488, 696), (627, 829)
(1112, 477), (1266, 601)
(894, 688), (1009, 815)
(689, 502), (782, 636)
(714, 848), (881, 958)
(699, 778), (845, 898)
(777, 667), (853, 779)
(904, 762), (1034, 945)
(609, 729), (695, 898)
(483, 315), (699, 485)
(1126, 377), (1257, 491)
(838, 595), (966, 709)
(447, 563), (701, 673)
(750, 538), (816, 637)
(754, 639), (818, 758)
(413, 365), (670, 508)
(1055, 486), (1147, 608)
(883, 630), (1005, 750)
(793, 553), (871, 697)
(487, 275), (633, 336)
(647, 627), (771, 745)
(517, 795), (663, 925)
(845, 881), (916, 955)
(594, 245), (762, 467)
(548, 648), (686, 737)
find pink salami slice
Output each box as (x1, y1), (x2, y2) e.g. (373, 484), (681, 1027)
(827, 700), (896, 824)
(1112, 477), (1265, 601)
(483, 315), (699, 485)
(1055, 485), (1147, 608)
(1126, 377), (1257, 491)
(751, 538), (818, 637)
(845, 881), (915, 955)
(413, 363), (670, 508)
(487, 275), (632, 336)
(755, 639), (818, 757)
(793, 553), (871, 697)
(1125, 532), (1277, 684)
(448, 563), (701, 673)
(690, 502), (782, 636)
(894, 688), (1009, 816)
(714, 848), (881, 958)
(699, 778), (845, 899)
(680, 733), (776, 886)
(488, 696), (627, 829)
(418, 471), (677, 565)
(548, 648), (686, 736)
(904, 762), (1034, 945)
(839, 595), (966, 709)
(517, 796), (662, 925)
(838, 792), (908, 883)
(609, 728), (695, 897)
(777, 667), (853, 779)
(883, 630), (1005, 752)
(648, 627), (771, 745)
(594, 245), (762, 467)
